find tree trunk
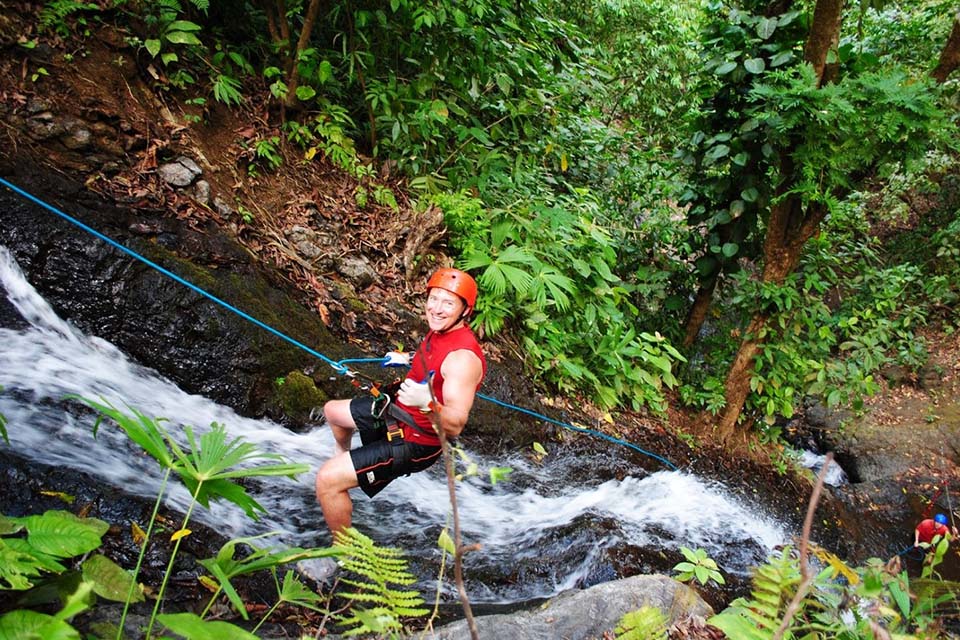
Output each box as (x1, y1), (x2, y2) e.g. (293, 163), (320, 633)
(683, 279), (717, 348)
(714, 314), (767, 441)
(284, 0), (325, 108)
(803, 0), (843, 87)
(716, 198), (825, 437)
(932, 13), (960, 84)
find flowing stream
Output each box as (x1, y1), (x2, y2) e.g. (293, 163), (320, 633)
(0, 244), (787, 605)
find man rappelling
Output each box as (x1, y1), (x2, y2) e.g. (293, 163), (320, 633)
(914, 512), (958, 551)
(314, 268), (487, 535)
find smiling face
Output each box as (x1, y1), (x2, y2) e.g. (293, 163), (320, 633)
(425, 287), (467, 332)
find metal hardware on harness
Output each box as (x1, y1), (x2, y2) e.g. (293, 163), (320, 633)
(370, 386), (391, 419)
(386, 422), (404, 442)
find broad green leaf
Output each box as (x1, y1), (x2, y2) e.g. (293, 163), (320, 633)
(81, 555), (143, 603)
(4, 538), (67, 574)
(704, 144), (730, 164)
(744, 58), (765, 74)
(166, 20), (202, 32)
(165, 31), (202, 46)
(715, 61), (737, 75)
(0, 539), (44, 590)
(721, 242), (739, 258)
(17, 511), (108, 558)
(770, 51), (793, 67)
(0, 514), (22, 535)
(317, 60), (333, 84)
(0, 610), (80, 640)
(144, 39), (161, 57)
(157, 613), (260, 640)
(708, 610), (770, 640)
(296, 85), (317, 101)
(54, 581), (93, 622)
(756, 17), (777, 39)
(437, 528), (455, 555)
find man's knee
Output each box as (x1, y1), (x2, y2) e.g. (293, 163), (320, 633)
(323, 398), (351, 424)
(316, 455), (354, 497)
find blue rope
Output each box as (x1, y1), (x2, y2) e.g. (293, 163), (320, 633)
(479, 392), (677, 470)
(0, 177), (678, 470)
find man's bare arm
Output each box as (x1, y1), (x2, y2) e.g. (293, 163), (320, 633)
(436, 349), (483, 438)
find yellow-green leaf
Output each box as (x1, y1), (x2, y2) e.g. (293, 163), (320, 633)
(171, 528), (192, 542)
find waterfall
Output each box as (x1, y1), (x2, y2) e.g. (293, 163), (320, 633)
(0, 244), (786, 604)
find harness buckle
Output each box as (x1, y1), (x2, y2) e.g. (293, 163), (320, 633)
(386, 423), (404, 442)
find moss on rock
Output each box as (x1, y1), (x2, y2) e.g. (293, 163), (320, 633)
(276, 371), (328, 422)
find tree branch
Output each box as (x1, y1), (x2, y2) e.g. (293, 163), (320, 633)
(772, 453), (832, 640)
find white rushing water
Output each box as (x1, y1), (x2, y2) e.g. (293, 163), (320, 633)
(0, 244), (788, 603)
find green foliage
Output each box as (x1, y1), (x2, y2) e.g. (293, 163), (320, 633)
(678, 3), (809, 292)
(708, 546), (807, 638)
(83, 396), (308, 520)
(333, 527), (427, 638)
(614, 605), (668, 640)
(854, 1), (957, 73)
(710, 544), (959, 639)
(198, 532), (335, 621)
(0, 510), (141, 640)
(672, 546), (725, 587)
(76, 396), (311, 639)
(38, 0), (100, 38)
(0, 581), (94, 640)
(0, 511), (114, 592)
(452, 190), (685, 411)
(157, 612), (260, 640)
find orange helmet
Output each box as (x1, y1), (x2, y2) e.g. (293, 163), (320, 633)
(427, 268), (477, 308)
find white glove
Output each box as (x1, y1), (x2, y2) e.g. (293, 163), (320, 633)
(382, 351), (411, 367)
(397, 378), (433, 412)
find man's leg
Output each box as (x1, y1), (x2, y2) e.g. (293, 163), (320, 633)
(316, 451), (359, 535)
(323, 398), (356, 454)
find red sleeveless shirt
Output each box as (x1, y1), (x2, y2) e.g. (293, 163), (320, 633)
(395, 325), (486, 445)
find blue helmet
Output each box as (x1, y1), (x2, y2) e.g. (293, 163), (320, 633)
(935, 513), (949, 525)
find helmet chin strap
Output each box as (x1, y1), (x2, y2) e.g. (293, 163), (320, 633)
(437, 309), (469, 333)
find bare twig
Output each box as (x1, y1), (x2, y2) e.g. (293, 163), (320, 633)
(415, 349), (480, 640)
(772, 452), (832, 640)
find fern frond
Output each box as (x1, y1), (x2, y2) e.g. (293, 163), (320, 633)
(332, 528), (427, 637)
(614, 606), (668, 640)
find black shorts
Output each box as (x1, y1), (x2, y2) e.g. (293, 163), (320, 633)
(349, 396), (442, 498)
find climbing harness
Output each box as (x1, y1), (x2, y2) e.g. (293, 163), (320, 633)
(0, 176), (677, 471)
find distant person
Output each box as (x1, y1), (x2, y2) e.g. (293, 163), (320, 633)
(914, 513), (958, 549)
(315, 268), (486, 535)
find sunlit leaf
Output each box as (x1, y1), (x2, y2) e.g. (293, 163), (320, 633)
(82, 555), (143, 603)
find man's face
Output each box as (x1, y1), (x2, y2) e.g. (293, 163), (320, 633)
(425, 287), (466, 331)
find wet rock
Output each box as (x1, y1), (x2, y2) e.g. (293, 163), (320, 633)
(880, 364), (911, 387)
(918, 362), (943, 391)
(26, 111), (64, 140)
(60, 117), (92, 150)
(427, 574), (712, 640)
(285, 224), (337, 270)
(158, 156), (202, 187)
(192, 179), (211, 206)
(212, 195), (235, 218)
(0, 163), (344, 421)
(337, 255), (378, 289)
